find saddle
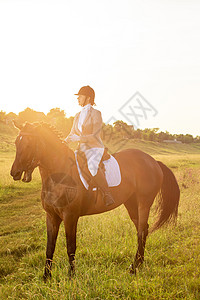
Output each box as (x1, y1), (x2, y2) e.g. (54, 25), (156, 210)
(76, 148), (110, 190)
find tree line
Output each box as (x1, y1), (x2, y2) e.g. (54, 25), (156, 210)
(0, 108), (199, 144)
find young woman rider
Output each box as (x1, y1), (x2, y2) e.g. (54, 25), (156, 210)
(65, 85), (115, 206)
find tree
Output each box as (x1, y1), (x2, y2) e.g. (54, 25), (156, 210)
(0, 111), (6, 122)
(5, 112), (17, 125)
(18, 108), (46, 124)
(184, 134), (194, 143)
(133, 128), (142, 139)
(102, 123), (115, 143)
(194, 136), (200, 143)
(47, 108), (72, 136)
(47, 108), (66, 120)
(113, 120), (134, 139)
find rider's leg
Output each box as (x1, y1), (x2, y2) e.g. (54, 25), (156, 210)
(92, 168), (115, 206)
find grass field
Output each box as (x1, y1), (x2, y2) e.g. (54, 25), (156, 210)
(0, 133), (200, 299)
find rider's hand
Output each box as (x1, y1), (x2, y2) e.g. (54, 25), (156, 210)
(65, 134), (80, 143)
(71, 134), (80, 142)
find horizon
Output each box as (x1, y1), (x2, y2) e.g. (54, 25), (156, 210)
(2, 105), (199, 138)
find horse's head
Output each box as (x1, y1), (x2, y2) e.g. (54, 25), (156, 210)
(10, 121), (40, 182)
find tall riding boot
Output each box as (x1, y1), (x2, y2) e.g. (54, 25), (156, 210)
(93, 169), (115, 206)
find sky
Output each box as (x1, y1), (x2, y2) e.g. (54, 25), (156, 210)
(0, 0), (200, 136)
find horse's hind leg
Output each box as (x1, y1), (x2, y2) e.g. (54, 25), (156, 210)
(131, 195), (153, 274)
(124, 194), (138, 230)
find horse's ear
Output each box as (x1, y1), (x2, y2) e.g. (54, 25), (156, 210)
(12, 119), (23, 130)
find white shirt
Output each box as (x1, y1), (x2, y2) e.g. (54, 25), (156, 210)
(78, 103), (91, 133)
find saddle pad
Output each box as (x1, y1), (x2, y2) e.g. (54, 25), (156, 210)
(75, 153), (121, 190)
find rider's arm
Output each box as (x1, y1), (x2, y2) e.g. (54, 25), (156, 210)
(65, 113), (80, 143)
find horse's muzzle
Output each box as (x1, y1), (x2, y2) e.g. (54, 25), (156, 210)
(10, 169), (23, 181)
(10, 161), (33, 182)
(10, 169), (33, 182)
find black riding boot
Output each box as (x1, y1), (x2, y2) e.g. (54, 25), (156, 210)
(93, 169), (115, 206)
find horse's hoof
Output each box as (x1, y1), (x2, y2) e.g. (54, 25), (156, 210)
(68, 268), (75, 279)
(129, 264), (137, 275)
(129, 264), (135, 275)
(43, 272), (52, 282)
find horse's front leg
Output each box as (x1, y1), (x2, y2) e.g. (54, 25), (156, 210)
(63, 214), (78, 277)
(43, 212), (61, 281)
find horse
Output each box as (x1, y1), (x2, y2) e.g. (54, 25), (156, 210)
(10, 122), (180, 279)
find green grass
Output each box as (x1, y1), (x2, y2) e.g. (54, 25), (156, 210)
(0, 136), (200, 299)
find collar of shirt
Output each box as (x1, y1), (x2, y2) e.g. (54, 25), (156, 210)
(81, 103), (91, 111)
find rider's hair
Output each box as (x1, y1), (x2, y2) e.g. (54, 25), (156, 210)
(89, 96), (95, 106)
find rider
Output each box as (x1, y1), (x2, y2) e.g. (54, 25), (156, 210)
(65, 85), (115, 206)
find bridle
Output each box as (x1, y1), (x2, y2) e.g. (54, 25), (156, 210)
(18, 131), (42, 171)
(18, 130), (79, 202)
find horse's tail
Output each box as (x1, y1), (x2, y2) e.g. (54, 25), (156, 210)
(150, 161), (180, 233)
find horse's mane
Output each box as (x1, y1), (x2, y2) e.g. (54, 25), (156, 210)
(39, 122), (63, 141)
(22, 122), (64, 143)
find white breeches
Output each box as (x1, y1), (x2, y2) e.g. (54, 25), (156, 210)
(77, 147), (104, 176)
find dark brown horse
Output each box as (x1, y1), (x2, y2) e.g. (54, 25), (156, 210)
(10, 122), (180, 279)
